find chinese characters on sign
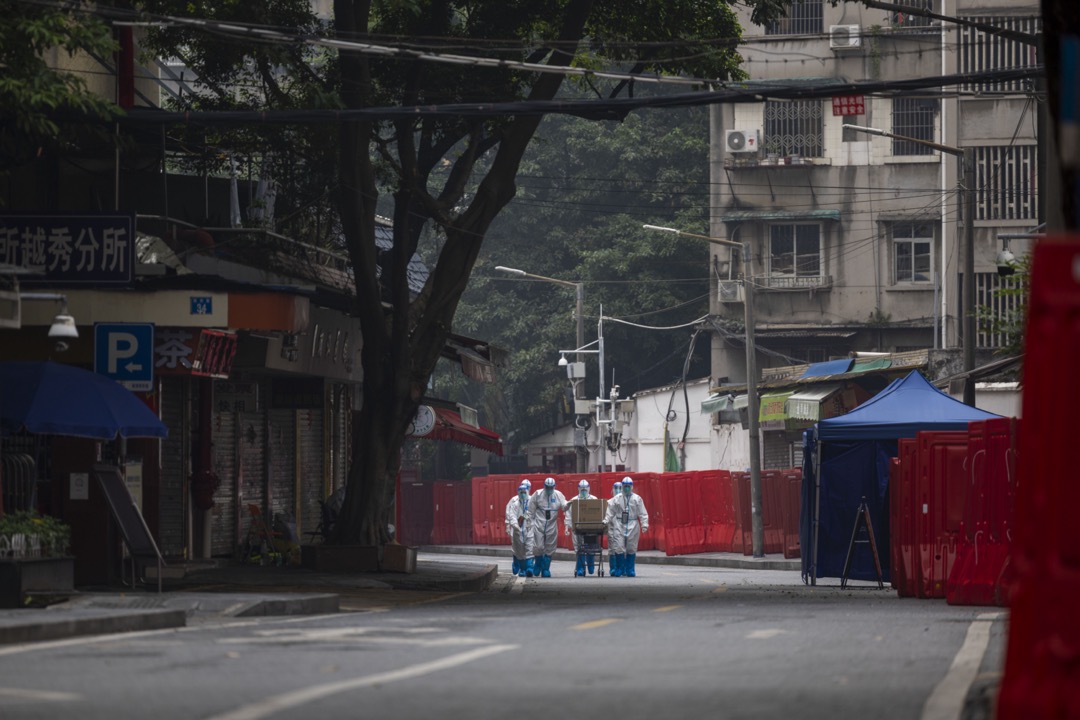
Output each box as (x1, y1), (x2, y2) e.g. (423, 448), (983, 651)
(831, 95), (865, 116)
(154, 328), (237, 379)
(0, 214), (135, 283)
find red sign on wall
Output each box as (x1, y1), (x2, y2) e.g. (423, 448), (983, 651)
(832, 95), (865, 116)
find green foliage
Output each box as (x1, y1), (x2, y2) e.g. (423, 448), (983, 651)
(975, 254), (1030, 357)
(0, 510), (71, 558)
(0, 1), (118, 173)
(451, 104), (711, 445)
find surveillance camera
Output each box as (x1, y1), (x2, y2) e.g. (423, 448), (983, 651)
(996, 249), (1017, 277)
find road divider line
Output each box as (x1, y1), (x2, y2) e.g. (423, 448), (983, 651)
(653, 605), (682, 613)
(571, 618), (621, 630)
(921, 612), (1003, 720)
(0, 687), (81, 702)
(206, 643), (518, 720)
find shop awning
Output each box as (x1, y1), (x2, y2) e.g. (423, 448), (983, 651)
(851, 357), (892, 373)
(701, 393), (735, 414)
(787, 383), (844, 422)
(429, 407), (503, 456)
(759, 390), (794, 431)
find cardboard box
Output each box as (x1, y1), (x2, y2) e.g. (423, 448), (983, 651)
(574, 497), (607, 524)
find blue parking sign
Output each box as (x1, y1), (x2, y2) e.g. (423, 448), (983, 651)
(94, 323), (154, 391)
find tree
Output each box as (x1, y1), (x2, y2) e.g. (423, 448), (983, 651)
(0, 1), (117, 181)
(140, 0), (785, 547)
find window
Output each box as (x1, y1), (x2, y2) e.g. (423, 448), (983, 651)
(891, 98), (938, 156)
(764, 100), (823, 158)
(769, 224), (821, 279)
(892, 223), (934, 283)
(765, 0), (823, 35)
(960, 16), (1039, 93)
(892, 0), (934, 28)
(974, 145), (1038, 221)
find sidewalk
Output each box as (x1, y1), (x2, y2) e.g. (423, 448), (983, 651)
(0, 546), (795, 646)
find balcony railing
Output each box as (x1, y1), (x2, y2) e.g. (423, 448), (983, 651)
(719, 275), (833, 301)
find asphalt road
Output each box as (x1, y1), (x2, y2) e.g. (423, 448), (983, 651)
(0, 554), (1005, 720)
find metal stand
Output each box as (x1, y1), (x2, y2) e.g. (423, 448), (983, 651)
(840, 496), (884, 589)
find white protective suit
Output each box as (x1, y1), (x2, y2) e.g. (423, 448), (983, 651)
(530, 486), (568, 557)
(504, 494), (534, 564)
(605, 490), (649, 556)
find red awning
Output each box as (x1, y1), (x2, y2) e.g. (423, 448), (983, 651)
(428, 407), (503, 456)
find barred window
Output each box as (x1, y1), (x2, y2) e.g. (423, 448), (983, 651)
(765, 0), (823, 35)
(960, 16), (1039, 93)
(764, 100), (823, 158)
(769, 224), (821, 278)
(892, 223), (934, 283)
(892, 0), (934, 28)
(974, 145), (1038, 221)
(891, 98), (938, 156)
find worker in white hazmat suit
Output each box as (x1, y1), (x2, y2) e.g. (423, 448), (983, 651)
(606, 479), (623, 575)
(565, 479), (598, 576)
(604, 476), (649, 577)
(505, 481), (535, 577)
(529, 477), (567, 577)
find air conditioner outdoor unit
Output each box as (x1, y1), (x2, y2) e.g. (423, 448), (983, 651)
(718, 279), (745, 303)
(829, 25), (862, 49)
(725, 129), (760, 154)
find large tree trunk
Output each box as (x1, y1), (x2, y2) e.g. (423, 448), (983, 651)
(329, 0), (595, 548)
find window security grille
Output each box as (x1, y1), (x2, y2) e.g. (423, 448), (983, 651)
(974, 145), (1038, 221)
(892, 0), (934, 28)
(975, 272), (1024, 349)
(891, 98), (938, 156)
(960, 16), (1039, 93)
(764, 100), (823, 158)
(765, 0), (823, 35)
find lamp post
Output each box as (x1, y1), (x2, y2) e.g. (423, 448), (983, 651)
(643, 224), (764, 558)
(843, 124), (977, 406)
(495, 266), (587, 471)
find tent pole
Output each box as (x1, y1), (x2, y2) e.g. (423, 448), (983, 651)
(812, 431), (822, 586)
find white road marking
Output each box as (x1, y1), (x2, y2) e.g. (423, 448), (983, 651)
(746, 628), (786, 639)
(206, 643), (518, 720)
(921, 612), (1003, 720)
(0, 687), (81, 702)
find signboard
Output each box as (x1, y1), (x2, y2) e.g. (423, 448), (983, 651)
(70, 472), (89, 501)
(832, 95), (865, 116)
(154, 327), (236, 379)
(124, 459), (143, 512)
(95, 322), (154, 391)
(0, 214), (135, 284)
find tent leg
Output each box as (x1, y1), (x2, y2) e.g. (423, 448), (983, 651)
(811, 435), (822, 586)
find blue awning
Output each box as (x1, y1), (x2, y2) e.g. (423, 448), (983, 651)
(799, 359), (853, 379)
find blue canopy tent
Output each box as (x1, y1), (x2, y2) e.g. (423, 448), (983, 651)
(800, 370), (999, 584)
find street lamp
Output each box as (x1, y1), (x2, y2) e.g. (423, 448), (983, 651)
(643, 224), (764, 559)
(843, 124), (977, 406)
(495, 265), (588, 471)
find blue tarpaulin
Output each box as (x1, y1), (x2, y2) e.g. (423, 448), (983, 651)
(801, 370), (1001, 584)
(799, 358), (853, 378)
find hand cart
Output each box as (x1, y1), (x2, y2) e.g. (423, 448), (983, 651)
(573, 522), (607, 577)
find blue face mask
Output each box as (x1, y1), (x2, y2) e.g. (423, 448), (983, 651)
(579, 489), (588, 499)
(519, 491), (527, 501)
(623, 486), (633, 496)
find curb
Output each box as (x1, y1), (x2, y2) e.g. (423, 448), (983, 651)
(397, 563), (499, 593)
(418, 545), (801, 572)
(0, 608), (186, 645)
(233, 593), (341, 617)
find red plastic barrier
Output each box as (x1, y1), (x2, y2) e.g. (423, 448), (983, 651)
(470, 476), (490, 545)
(914, 430), (969, 599)
(397, 477), (434, 546)
(643, 473), (666, 553)
(556, 475), (578, 550)
(453, 481), (472, 544)
(761, 470), (784, 555)
(701, 469), (736, 553)
(655, 472), (705, 556)
(485, 476), (521, 546)
(779, 470), (802, 559)
(731, 472), (753, 555)
(999, 239), (1080, 719)
(430, 481), (457, 545)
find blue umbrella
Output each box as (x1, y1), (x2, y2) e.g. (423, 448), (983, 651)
(0, 361), (168, 439)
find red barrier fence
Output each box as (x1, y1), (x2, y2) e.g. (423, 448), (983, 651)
(701, 470), (735, 553)
(998, 239), (1080, 719)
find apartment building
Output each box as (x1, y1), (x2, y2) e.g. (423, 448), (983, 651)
(708, 0), (1039, 377)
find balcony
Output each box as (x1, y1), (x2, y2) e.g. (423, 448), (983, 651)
(723, 155), (818, 170)
(719, 275), (834, 302)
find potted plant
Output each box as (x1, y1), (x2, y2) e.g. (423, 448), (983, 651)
(0, 510), (75, 608)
